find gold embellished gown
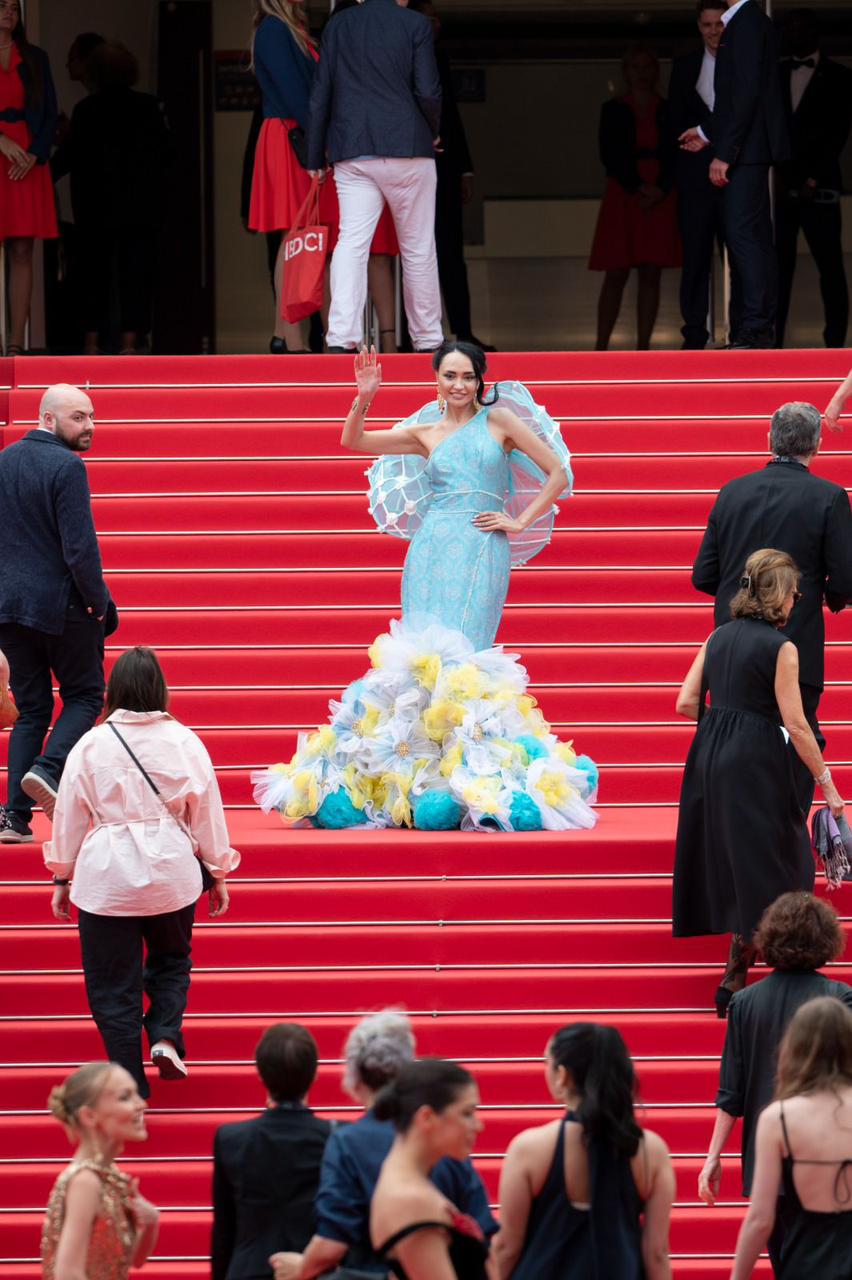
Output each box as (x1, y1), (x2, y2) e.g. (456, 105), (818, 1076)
(41, 1160), (135, 1279)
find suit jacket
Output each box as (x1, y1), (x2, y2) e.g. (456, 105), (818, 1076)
(708, 0), (789, 166)
(598, 97), (676, 194)
(0, 431), (111, 635)
(211, 1104), (334, 1280)
(779, 55), (852, 192)
(668, 48), (717, 188)
(692, 459), (852, 689)
(307, 0), (441, 169)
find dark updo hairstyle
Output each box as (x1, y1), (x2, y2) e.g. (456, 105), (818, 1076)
(432, 341), (499, 407)
(373, 1058), (474, 1133)
(104, 646), (169, 718)
(549, 1023), (642, 1158)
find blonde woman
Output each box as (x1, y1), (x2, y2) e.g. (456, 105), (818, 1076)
(41, 1061), (159, 1278)
(730, 996), (852, 1277)
(672, 549), (844, 1015)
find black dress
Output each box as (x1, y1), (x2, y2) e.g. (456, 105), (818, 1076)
(673, 618), (814, 939)
(777, 1104), (852, 1279)
(510, 1114), (645, 1280)
(376, 1212), (489, 1280)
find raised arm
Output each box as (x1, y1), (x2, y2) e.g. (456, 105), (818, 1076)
(774, 642), (844, 816)
(825, 367), (852, 433)
(473, 407), (569, 536)
(341, 347), (427, 457)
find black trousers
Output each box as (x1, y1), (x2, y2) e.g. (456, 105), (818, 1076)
(677, 179), (727, 347)
(78, 902), (195, 1098)
(721, 164), (777, 345)
(77, 225), (157, 338)
(0, 600), (105, 825)
(790, 683), (823, 818)
(435, 173), (473, 339)
(775, 192), (848, 349)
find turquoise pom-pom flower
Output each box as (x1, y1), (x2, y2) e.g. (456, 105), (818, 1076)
(574, 754), (599, 793)
(315, 789), (369, 829)
(515, 734), (550, 764)
(413, 790), (463, 831)
(509, 791), (543, 830)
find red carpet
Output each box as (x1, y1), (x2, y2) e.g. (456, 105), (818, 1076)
(2, 348), (851, 1275)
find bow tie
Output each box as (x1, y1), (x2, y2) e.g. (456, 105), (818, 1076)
(790, 57), (816, 69)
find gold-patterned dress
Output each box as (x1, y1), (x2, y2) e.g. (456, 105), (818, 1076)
(41, 1159), (135, 1279)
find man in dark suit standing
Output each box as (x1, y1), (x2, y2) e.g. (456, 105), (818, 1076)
(0, 384), (116, 843)
(211, 1023), (334, 1280)
(679, 0), (789, 348)
(775, 8), (852, 349)
(692, 401), (852, 813)
(307, 0), (443, 353)
(668, 1), (727, 349)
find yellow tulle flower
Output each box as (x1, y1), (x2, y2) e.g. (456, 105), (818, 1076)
(381, 771), (413, 827)
(423, 698), (466, 742)
(517, 694), (539, 718)
(537, 769), (577, 809)
(307, 725), (337, 755)
(442, 663), (484, 701)
(461, 776), (502, 814)
(283, 770), (320, 820)
(555, 741), (577, 767)
(360, 706), (381, 737)
(440, 741), (464, 778)
(368, 634), (390, 668)
(341, 765), (372, 811)
(270, 762), (291, 776)
(411, 652), (442, 690)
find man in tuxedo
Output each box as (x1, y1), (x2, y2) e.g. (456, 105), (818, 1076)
(669, 2), (727, 348)
(775, 8), (852, 349)
(307, 0), (443, 353)
(692, 401), (852, 813)
(680, 0), (789, 348)
(211, 1023), (334, 1280)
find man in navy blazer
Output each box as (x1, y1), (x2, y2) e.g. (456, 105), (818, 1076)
(680, 0), (789, 348)
(307, 0), (443, 352)
(0, 384), (116, 842)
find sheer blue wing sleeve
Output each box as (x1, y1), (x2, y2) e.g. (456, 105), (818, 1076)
(366, 405), (441, 541)
(496, 381), (573, 566)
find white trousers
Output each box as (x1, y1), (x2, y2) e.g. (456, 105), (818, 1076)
(327, 157), (444, 351)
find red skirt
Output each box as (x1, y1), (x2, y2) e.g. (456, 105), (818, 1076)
(0, 135), (58, 241)
(589, 178), (681, 271)
(249, 118), (398, 256)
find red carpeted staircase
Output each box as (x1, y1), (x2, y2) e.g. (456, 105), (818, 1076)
(1, 349), (850, 1277)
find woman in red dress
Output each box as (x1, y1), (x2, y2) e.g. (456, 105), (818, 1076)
(589, 48), (680, 351)
(0, 0), (58, 355)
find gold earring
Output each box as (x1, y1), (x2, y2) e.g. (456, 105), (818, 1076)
(437, 392), (446, 414)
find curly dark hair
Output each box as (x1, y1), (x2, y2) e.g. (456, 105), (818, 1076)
(755, 892), (845, 971)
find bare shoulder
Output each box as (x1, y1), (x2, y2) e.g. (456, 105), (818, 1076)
(506, 1118), (562, 1160)
(639, 1127), (672, 1166)
(63, 1166), (104, 1208)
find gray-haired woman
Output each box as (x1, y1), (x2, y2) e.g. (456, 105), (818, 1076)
(271, 1010), (495, 1279)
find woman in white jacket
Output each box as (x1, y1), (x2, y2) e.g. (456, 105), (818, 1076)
(44, 646), (240, 1096)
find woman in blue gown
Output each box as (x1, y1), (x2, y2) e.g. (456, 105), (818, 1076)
(253, 342), (598, 832)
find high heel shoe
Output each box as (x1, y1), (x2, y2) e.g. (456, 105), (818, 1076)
(714, 986), (734, 1019)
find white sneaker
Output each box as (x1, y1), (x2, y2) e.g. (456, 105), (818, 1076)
(151, 1041), (188, 1080)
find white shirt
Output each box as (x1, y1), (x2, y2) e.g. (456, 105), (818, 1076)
(44, 710), (241, 916)
(789, 49), (819, 113)
(696, 47), (716, 111)
(721, 0), (750, 27)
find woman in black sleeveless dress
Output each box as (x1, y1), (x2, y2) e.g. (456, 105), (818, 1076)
(370, 1060), (489, 1280)
(672, 550), (844, 1015)
(731, 996), (852, 1278)
(494, 1024), (675, 1279)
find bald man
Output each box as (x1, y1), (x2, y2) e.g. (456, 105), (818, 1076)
(0, 384), (117, 843)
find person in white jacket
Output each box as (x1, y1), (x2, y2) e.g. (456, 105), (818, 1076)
(44, 645), (240, 1096)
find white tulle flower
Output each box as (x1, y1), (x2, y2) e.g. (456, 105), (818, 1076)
(368, 716), (439, 778)
(525, 757), (597, 831)
(448, 766), (514, 832)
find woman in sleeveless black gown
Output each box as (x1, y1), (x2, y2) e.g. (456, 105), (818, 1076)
(731, 997), (852, 1279)
(370, 1060), (489, 1280)
(672, 551), (843, 1014)
(494, 1024), (675, 1279)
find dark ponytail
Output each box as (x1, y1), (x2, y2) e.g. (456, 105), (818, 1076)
(431, 341), (499, 407)
(550, 1024), (642, 1158)
(374, 1058), (474, 1133)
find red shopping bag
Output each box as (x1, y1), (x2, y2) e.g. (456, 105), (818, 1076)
(281, 178), (329, 324)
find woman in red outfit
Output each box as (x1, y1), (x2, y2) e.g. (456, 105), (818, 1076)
(0, 0), (58, 355)
(589, 48), (680, 351)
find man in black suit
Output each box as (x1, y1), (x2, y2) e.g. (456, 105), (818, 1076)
(211, 1023), (334, 1280)
(775, 8), (852, 349)
(668, 1), (727, 349)
(307, 0), (443, 353)
(692, 401), (852, 813)
(0, 384), (116, 843)
(680, 0), (789, 348)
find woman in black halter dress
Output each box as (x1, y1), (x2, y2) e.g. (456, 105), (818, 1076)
(494, 1024), (675, 1279)
(672, 550), (844, 1015)
(731, 996), (852, 1278)
(370, 1060), (489, 1280)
